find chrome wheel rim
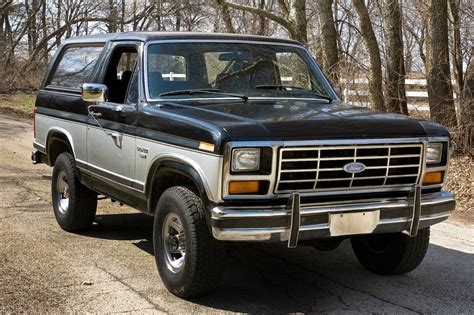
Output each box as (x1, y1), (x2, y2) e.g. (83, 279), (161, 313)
(162, 213), (186, 273)
(56, 171), (69, 214)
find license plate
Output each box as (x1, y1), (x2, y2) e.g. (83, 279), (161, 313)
(329, 211), (380, 237)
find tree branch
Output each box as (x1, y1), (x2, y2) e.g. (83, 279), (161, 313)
(277, 0), (290, 17)
(221, 1), (295, 35)
(27, 16), (109, 66)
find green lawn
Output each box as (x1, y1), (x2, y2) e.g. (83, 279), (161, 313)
(0, 93), (36, 117)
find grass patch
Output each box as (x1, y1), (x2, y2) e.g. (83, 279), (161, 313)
(0, 93), (36, 117)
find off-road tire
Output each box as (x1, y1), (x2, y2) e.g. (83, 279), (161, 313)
(153, 186), (226, 298)
(51, 152), (97, 231)
(351, 228), (430, 275)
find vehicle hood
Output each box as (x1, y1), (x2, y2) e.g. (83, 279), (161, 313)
(155, 99), (449, 141)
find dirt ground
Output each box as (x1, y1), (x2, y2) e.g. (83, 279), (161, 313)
(1, 112), (473, 313)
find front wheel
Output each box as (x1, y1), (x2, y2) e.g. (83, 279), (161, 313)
(153, 186), (226, 298)
(351, 228), (430, 275)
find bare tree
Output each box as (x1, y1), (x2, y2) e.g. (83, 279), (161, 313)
(316, 0), (339, 85)
(353, 0), (385, 111)
(448, 0), (463, 96)
(217, 0), (308, 44)
(0, 1), (14, 51)
(256, 0), (267, 35)
(215, 0), (235, 33)
(460, 53), (473, 152)
(107, 0), (118, 33)
(25, 0), (37, 56)
(383, 0), (408, 114)
(427, 0), (457, 127)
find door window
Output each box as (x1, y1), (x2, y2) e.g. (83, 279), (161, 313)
(104, 47), (138, 103)
(125, 65), (139, 105)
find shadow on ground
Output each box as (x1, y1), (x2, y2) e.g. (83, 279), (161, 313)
(80, 213), (474, 313)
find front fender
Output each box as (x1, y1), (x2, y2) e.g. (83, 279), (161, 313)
(145, 154), (216, 204)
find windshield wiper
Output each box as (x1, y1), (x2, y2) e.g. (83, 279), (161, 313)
(255, 84), (332, 103)
(159, 88), (248, 101)
(256, 84), (305, 90)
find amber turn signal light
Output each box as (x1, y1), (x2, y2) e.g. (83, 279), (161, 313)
(229, 181), (260, 194)
(423, 172), (443, 185)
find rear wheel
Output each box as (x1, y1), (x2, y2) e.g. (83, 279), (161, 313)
(153, 186), (226, 298)
(351, 228), (430, 275)
(51, 152), (97, 231)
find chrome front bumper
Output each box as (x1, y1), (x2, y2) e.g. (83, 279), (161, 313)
(211, 191), (455, 244)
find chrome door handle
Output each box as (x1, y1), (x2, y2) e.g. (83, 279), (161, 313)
(89, 111), (102, 118)
(107, 131), (120, 139)
(107, 132), (121, 139)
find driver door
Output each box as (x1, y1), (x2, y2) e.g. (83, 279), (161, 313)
(86, 42), (140, 204)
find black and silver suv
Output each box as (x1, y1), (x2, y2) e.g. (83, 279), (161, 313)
(32, 32), (455, 297)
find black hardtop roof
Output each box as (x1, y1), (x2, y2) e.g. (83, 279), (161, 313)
(62, 31), (302, 46)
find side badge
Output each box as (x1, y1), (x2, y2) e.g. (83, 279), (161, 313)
(137, 146), (149, 159)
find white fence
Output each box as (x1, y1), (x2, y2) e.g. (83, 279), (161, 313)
(161, 72), (186, 81)
(342, 78), (458, 111)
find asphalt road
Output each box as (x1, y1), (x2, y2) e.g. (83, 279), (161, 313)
(1, 112), (473, 314)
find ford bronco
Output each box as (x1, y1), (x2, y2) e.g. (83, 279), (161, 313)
(32, 32), (455, 297)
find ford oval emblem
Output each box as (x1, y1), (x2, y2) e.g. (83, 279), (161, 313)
(343, 162), (366, 174)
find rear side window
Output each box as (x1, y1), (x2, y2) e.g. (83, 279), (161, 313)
(48, 45), (103, 89)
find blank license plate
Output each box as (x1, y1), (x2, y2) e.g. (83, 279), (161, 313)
(329, 211), (380, 237)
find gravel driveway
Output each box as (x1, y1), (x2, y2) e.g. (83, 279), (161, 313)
(1, 112), (473, 313)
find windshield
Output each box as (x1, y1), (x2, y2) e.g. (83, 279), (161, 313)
(146, 42), (335, 101)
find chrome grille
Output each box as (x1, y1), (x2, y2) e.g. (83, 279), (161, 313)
(275, 144), (423, 193)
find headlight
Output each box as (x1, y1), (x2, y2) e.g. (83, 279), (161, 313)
(232, 148), (260, 171)
(426, 143), (443, 164)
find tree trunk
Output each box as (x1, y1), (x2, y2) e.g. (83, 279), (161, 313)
(289, 0), (307, 44)
(257, 0), (266, 35)
(175, 0), (182, 31)
(448, 0), (463, 96)
(427, 0), (457, 127)
(316, 0), (339, 85)
(25, 0), (33, 56)
(383, 0), (408, 114)
(353, 0), (385, 111)
(0, 11), (5, 52)
(56, 0), (61, 47)
(120, 0), (126, 32)
(40, 0), (47, 62)
(108, 0), (118, 33)
(216, 0), (235, 33)
(0, 6), (10, 70)
(460, 53), (474, 152)
(132, 0), (138, 31)
(3, 10), (14, 70)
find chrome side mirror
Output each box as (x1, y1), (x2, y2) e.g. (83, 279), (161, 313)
(81, 83), (108, 102)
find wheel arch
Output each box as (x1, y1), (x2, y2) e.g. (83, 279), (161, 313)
(46, 127), (76, 166)
(145, 155), (213, 214)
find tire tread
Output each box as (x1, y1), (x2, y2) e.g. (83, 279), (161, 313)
(351, 228), (430, 275)
(155, 186), (225, 298)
